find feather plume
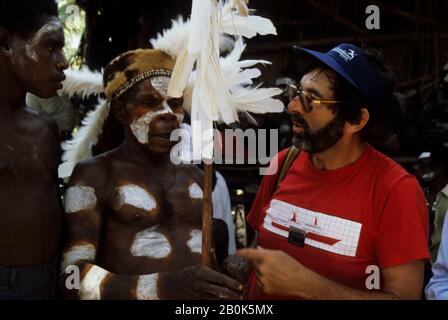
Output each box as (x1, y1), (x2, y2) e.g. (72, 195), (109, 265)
(188, 0), (212, 54)
(167, 48), (198, 98)
(58, 99), (110, 178)
(59, 67), (104, 99)
(231, 0), (249, 17)
(150, 16), (190, 59)
(232, 87), (284, 114)
(219, 3), (277, 38)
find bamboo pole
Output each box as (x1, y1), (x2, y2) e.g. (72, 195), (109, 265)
(201, 162), (213, 268)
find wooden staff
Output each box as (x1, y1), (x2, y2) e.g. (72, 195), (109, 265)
(201, 162), (213, 267)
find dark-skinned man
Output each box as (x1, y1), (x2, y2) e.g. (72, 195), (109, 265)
(59, 49), (243, 300)
(0, 0), (68, 299)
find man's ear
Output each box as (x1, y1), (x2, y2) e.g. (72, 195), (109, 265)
(345, 108), (370, 134)
(0, 28), (12, 56)
(110, 99), (128, 124)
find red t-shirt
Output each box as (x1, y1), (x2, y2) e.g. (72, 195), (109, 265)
(247, 144), (430, 299)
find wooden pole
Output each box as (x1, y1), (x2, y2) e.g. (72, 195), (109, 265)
(201, 162), (213, 267)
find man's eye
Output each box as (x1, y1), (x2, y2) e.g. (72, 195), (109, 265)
(168, 98), (183, 108)
(144, 98), (160, 106)
(48, 46), (55, 53)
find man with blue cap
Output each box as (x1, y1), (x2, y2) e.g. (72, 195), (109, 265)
(238, 44), (430, 299)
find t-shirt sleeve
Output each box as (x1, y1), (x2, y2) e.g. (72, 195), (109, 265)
(375, 176), (430, 269)
(247, 150), (288, 232)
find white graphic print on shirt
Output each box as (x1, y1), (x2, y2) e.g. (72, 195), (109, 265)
(263, 199), (362, 257)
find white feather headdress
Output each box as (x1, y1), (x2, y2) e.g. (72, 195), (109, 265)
(58, 0), (283, 178)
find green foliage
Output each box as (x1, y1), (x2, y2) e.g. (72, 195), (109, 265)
(58, 0), (86, 68)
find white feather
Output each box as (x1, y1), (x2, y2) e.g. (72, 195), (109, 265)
(236, 59), (271, 69)
(59, 67), (104, 99)
(167, 48), (198, 98)
(227, 68), (261, 87)
(188, 0), (212, 54)
(219, 35), (235, 53)
(230, 0), (249, 16)
(219, 6), (277, 38)
(150, 16), (190, 59)
(58, 99), (110, 178)
(232, 87), (284, 114)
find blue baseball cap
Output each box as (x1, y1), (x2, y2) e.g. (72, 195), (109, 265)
(293, 43), (383, 115)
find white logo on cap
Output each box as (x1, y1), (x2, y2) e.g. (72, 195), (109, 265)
(332, 48), (358, 62)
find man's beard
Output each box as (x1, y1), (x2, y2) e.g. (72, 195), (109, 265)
(290, 112), (345, 154)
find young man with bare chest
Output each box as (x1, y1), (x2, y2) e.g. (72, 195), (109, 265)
(61, 49), (243, 300)
(0, 0), (68, 299)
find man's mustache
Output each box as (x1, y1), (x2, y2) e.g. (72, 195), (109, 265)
(289, 112), (309, 130)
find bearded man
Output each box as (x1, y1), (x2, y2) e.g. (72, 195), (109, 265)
(238, 44), (430, 300)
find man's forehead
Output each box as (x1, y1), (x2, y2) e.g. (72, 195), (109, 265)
(300, 68), (336, 89)
(132, 76), (171, 98)
(150, 76), (170, 96)
(30, 17), (64, 40)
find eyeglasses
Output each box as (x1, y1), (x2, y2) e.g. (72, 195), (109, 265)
(288, 84), (346, 113)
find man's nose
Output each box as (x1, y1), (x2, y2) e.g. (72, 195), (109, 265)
(57, 54), (69, 71)
(287, 96), (304, 115)
(156, 111), (178, 123)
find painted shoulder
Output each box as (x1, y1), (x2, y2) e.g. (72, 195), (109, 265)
(69, 153), (112, 189)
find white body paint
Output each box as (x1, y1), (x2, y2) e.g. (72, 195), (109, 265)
(61, 243), (96, 272)
(130, 76), (184, 144)
(136, 274), (160, 300)
(188, 183), (203, 199)
(79, 265), (109, 300)
(65, 186), (97, 213)
(187, 229), (202, 254)
(24, 20), (62, 63)
(116, 185), (157, 212)
(131, 226), (172, 259)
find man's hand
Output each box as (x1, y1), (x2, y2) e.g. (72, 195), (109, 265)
(158, 265), (243, 300)
(238, 247), (425, 300)
(237, 246), (317, 297)
(222, 255), (251, 284)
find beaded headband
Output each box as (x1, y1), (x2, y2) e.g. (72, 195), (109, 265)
(112, 68), (172, 100)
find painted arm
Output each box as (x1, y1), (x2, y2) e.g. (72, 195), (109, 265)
(60, 162), (242, 300)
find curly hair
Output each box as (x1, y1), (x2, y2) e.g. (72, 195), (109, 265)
(0, 0), (58, 37)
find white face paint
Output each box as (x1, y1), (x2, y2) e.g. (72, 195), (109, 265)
(61, 243), (96, 272)
(115, 185), (157, 212)
(136, 274), (160, 300)
(79, 265), (109, 300)
(188, 183), (203, 199)
(65, 186), (97, 214)
(23, 20), (62, 63)
(187, 229), (202, 254)
(131, 226), (172, 259)
(129, 76), (184, 145)
(150, 76), (170, 96)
